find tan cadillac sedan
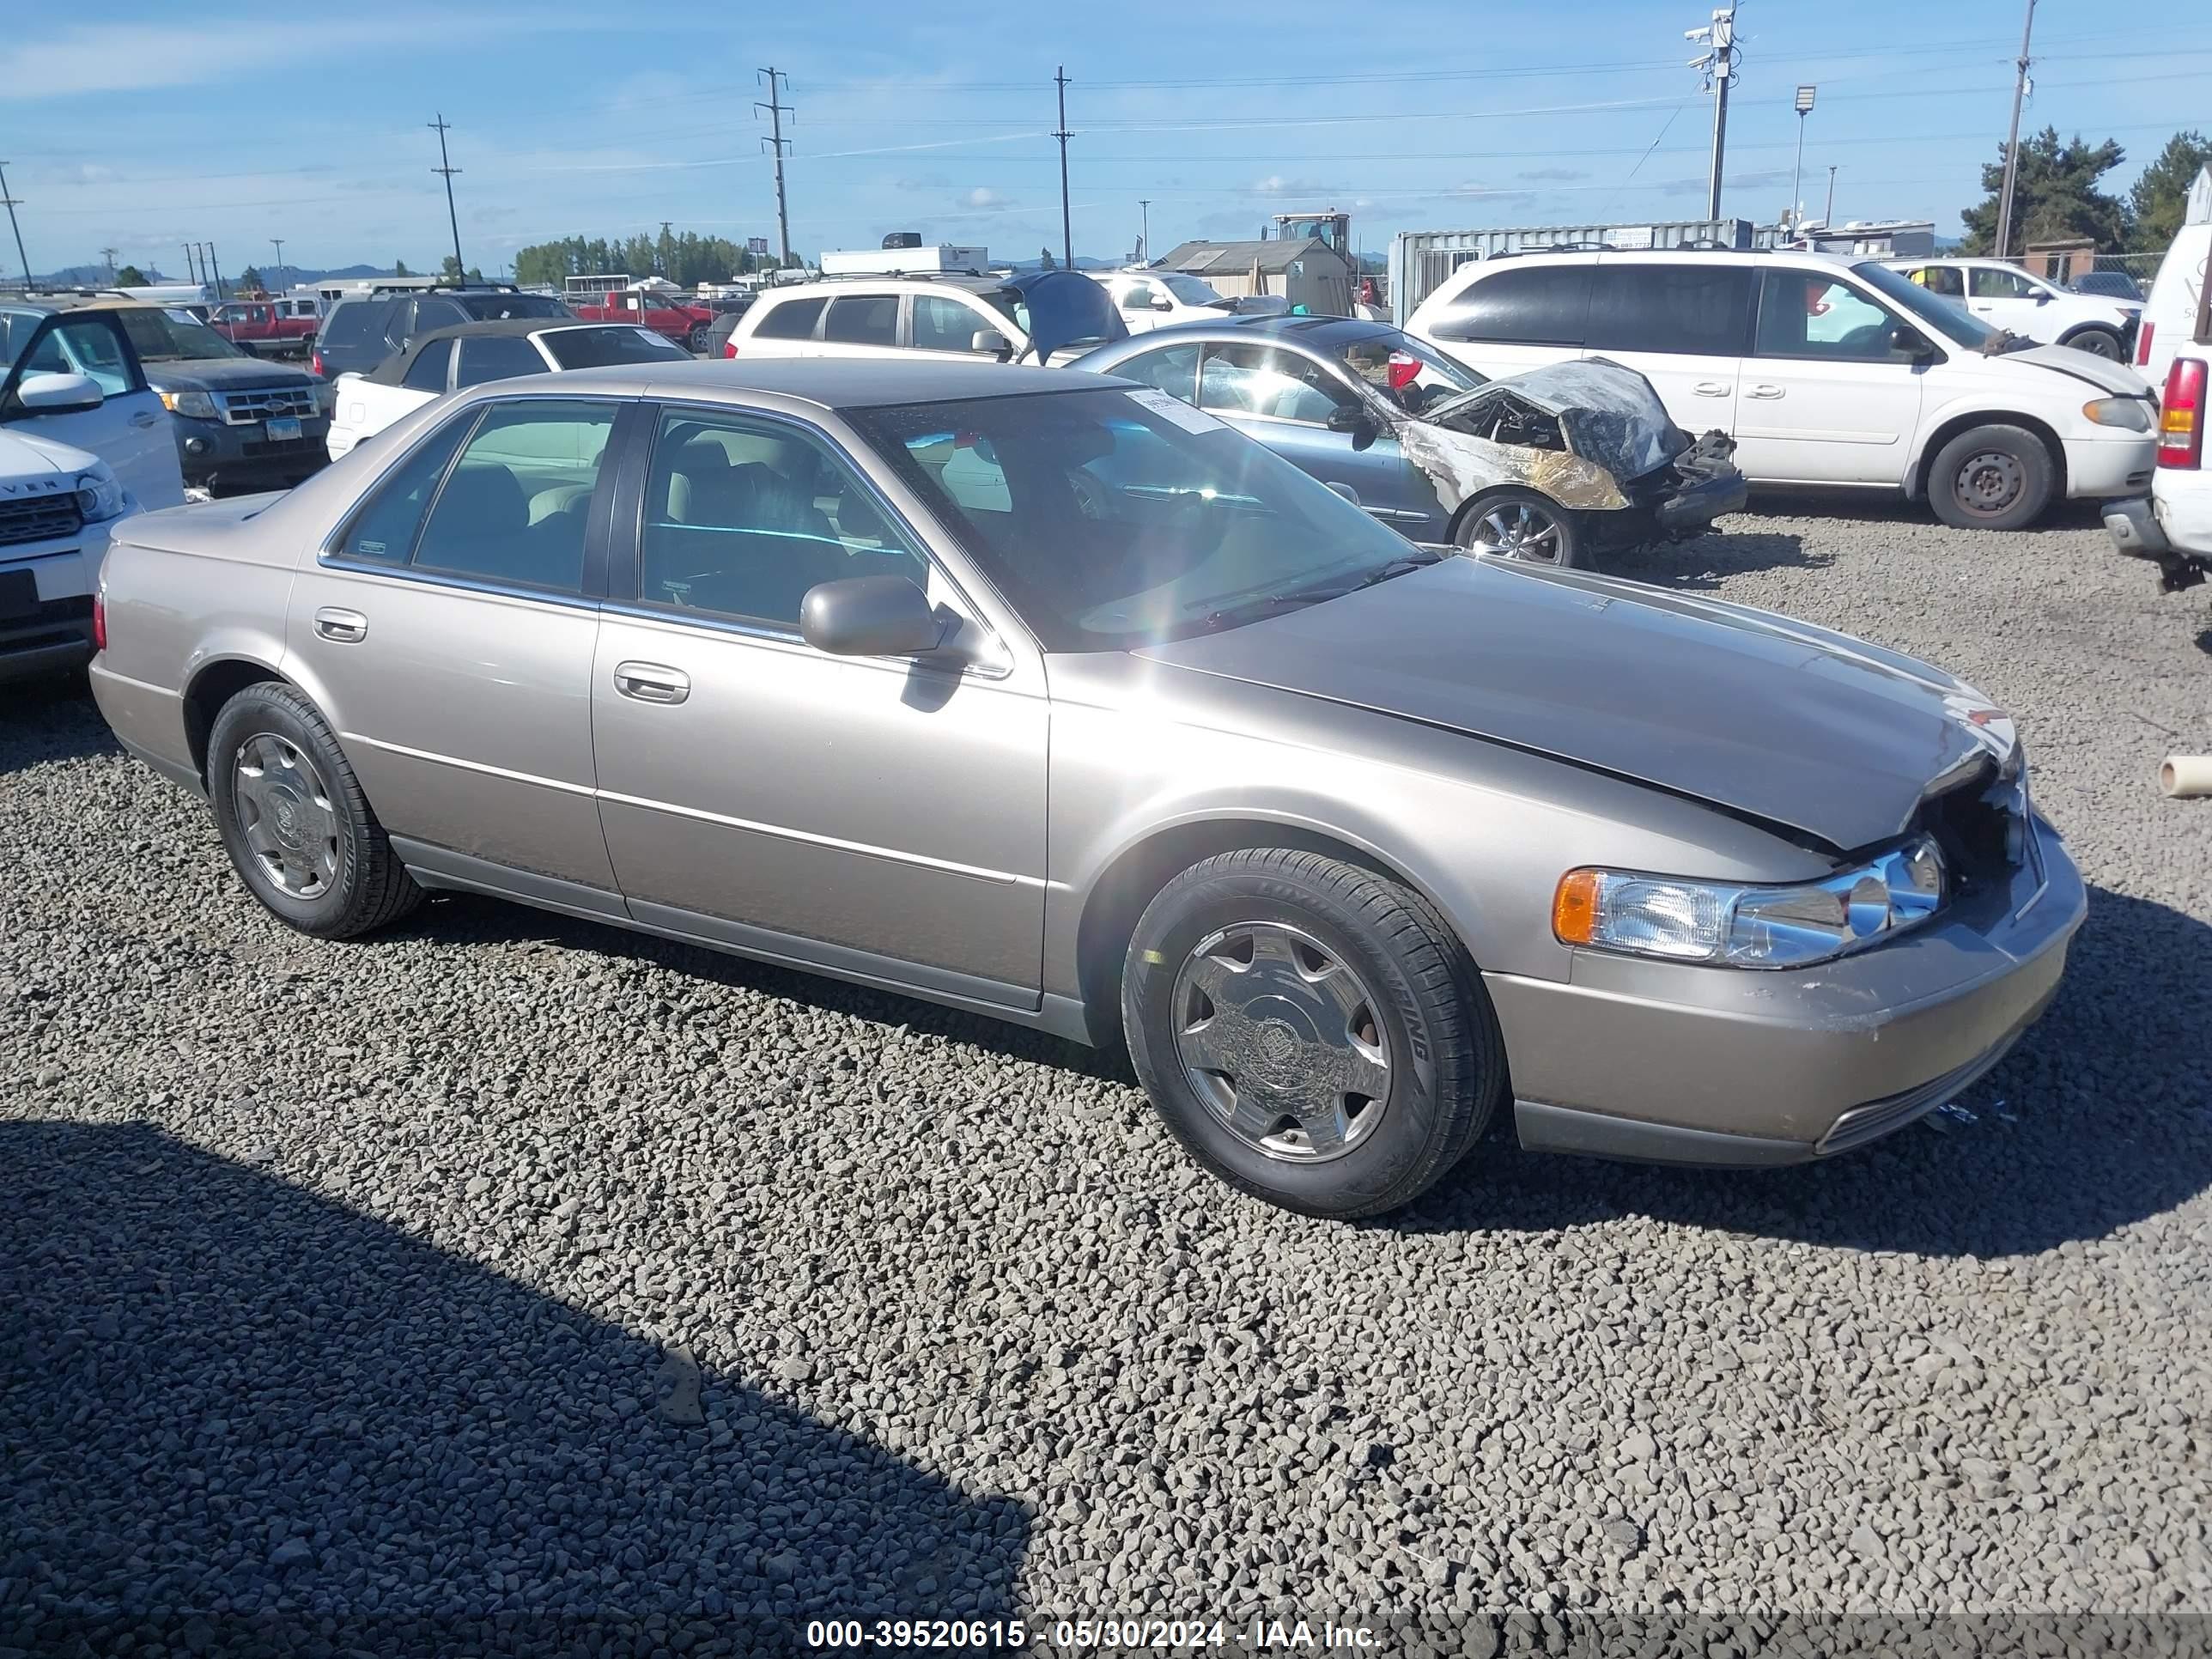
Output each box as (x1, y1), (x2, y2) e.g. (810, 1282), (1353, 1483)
(90, 360), (2084, 1218)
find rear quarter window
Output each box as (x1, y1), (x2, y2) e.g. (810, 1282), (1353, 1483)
(751, 297), (825, 340)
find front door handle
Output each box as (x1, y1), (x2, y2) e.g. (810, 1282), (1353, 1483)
(614, 661), (690, 705)
(1692, 380), (1732, 397)
(1746, 384), (1786, 400)
(313, 606), (368, 643)
(130, 410), (160, 428)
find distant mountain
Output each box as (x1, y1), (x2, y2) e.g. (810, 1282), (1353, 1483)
(28, 261), (405, 289)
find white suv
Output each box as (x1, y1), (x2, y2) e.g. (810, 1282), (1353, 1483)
(1406, 248), (2156, 530)
(730, 276), (1032, 364)
(1887, 258), (2140, 361)
(1093, 269), (1237, 334)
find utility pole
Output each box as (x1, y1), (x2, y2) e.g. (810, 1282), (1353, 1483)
(0, 162), (29, 284)
(755, 69), (793, 267)
(184, 244), (198, 287)
(1686, 5), (1737, 222)
(270, 237), (284, 285)
(1139, 198), (1151, 262)
(205, 243), (225, 302)
(1054, 66), (1073, 270)
(1992, 0), (2038, 260)
(1825, 166), (1838, 228)
(429, 113), (465, 277)
(100, 246), (119, 282)
(1788, 86), (1816, 232)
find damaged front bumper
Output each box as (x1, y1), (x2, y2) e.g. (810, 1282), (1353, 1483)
(1644, 430), (1749, 539)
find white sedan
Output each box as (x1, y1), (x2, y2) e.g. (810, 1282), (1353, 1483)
(1093, 270), (1241, 334)
(325, 320), (689, 459)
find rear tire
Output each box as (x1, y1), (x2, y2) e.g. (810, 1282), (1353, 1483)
(1927, 423), (2056, 532)
(2062, 325), (2123, 361)
(1454, 488), (1584, 568)
(207, 683), (422, 939)
(1121, 848), (1504, 1219)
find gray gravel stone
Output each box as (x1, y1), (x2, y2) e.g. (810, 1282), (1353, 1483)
(3, 505), (2209, 1647)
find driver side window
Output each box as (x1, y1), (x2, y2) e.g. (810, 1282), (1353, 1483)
(21, 315), (141, 397)
(1753, 271), (1905, 362)
(1197, 343), (1351, 424)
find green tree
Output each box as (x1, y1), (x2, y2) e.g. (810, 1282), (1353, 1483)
(1038, 245), (1057, 270)
(1960, 127), (2129, 255)
(115, 264), (147, 287)
(438, 252), (485, 283)
(238, 264), (264, 292)
(2130, 130), (2212, 252)
(393, 259), (411, 277)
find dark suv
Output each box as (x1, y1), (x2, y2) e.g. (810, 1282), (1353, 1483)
(312, 286), (575, 380)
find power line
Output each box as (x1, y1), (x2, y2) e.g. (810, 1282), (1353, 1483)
(428, 112), (465, 276)
(756, 67), (793, 265)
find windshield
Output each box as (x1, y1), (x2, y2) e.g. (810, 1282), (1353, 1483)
(851, 386), (1427, 650)
(1340, 329), (1482, 415)
(112, 306), (248, 362)
(1851, 260), (2001, 351)
(543, 325), (690, 369)
(1162, 274), (1228, 307)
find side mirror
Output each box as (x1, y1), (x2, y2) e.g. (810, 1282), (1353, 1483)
(800, 574), (946, 658)
(1152, 297), (1175, 311)
(15, 372), (105, 415)
(969, 329), (1011, 357)
(1888, 324), (1936, 361)
(1326, 404), (1379, 450)
(2033, 289), (2052, 306)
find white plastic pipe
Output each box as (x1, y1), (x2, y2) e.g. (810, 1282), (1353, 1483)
(2160, 755), (2212, 798)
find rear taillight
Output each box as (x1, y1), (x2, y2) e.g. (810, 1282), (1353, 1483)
(2135, 321), (2154, 368)
(722, 340), (738, 357)
(92, 590), (106, 653)
(2159, 358), (2207, 470)
(311, 349), (325, 377)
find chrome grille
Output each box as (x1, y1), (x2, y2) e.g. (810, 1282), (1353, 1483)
(216, 386), (319, 425)
(0, 492), (82, 549)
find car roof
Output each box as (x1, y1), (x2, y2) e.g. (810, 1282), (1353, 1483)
(500, 356), (1118, 410)
(361, 319), (649, 386)
(760, 274), (1014, 299)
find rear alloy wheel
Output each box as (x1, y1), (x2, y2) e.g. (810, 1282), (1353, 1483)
(1927, 423), (2056, 532)
(1122, 848), (1504, 1218)
(2063, 326), (2123, 361)
(689, 323), (712, 354)
(1455, 488), (1583, 568)
(208, 682), (423, 939)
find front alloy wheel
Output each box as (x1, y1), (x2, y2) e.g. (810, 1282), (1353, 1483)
(1456, 489), (1582, 568)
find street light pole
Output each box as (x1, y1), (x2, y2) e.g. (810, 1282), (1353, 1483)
(1790, 86), (1817, 232)
(1993, 0), (2038, 259)
(1139, 198), (1150, 263)
(1824, 166), (1838, 229)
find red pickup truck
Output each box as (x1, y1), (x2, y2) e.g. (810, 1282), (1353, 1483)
(568, 289), (716, 352)
(210, 297), (320, 359)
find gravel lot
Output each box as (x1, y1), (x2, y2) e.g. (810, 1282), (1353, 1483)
(4, 499), (2209, 1653)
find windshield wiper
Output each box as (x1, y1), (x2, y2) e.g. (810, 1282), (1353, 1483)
(1194, 550), (1446, 630)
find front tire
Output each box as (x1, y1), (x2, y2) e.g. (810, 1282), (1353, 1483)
(1454, 488), (1583, 568)
(1927, 423), (2056, 532)
(2062, 326), (2123, 361)
(207, 683), (423, 939)
(1121, 848), (1504, 1218)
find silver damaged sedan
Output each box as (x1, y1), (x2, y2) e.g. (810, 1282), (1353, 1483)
(89, 361), (2087, 1218)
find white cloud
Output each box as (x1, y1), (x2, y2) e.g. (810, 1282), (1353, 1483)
(965, 187), (1005, 209)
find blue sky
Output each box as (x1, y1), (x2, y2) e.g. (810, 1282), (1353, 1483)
(3, 3), (2208, 278)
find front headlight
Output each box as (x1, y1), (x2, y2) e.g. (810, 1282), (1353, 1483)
(1553, 836), (1946, 969)
(74, 469), (127, 523)
(158, 389), (220, 420)
(2082, 397), (2152, 431)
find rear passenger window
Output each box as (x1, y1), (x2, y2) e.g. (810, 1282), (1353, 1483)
(410, 400), (617, 593)
(1585, 264), (1753, 356)
(453, 333), (548, 388)
(333, 412), (475, 563)
(636, 409), (929, 628)
(753, 297), (824, 339)
(401, 338), (453, 392)
(1425, 264), (1592, 346)
(823, 295), (899, 347)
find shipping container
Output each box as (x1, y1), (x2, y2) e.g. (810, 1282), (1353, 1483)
(1388, 219), (1753, 325)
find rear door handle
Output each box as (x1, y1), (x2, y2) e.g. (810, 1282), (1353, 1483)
(1692, 381), (1732, 397)
(1746, 384), (1786, 400)
(614, 661), (690, 705)
(313, 606), (368, 643)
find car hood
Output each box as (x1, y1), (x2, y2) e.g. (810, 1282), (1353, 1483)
(2005, 343), (2150, 396)
(141, 357), (316, 392)
(0, 425), (97, 484)
(1419, 357), (1687, 483)
(1134, 556), (2014, 852)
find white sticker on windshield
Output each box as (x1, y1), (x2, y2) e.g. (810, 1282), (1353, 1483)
(1127, 387), (1226, 434)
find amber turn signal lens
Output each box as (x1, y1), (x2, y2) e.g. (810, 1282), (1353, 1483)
(1553, 869), (1601, 945)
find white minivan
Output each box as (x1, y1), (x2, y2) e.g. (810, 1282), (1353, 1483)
(1406, 248), (2157, 530)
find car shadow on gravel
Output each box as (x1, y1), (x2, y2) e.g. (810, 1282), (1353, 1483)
(0, 673), (117, 776)
(0, 1120), (1030, 1655)
(1621, 530), (1827, 590)
(1399, 884), (2212, 1258)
